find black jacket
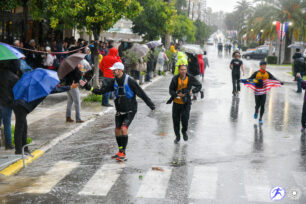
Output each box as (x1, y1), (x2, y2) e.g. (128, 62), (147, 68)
(0, 70), (19, 108)
(294, 57), (305, 74)
(64, 68), (82, 86)
(293, 52), (303, 60)
(14, 86), (70, 113)
(92, 73), (155, 112)
(168, 73), (202, 105)
(187, 54), (200, 76)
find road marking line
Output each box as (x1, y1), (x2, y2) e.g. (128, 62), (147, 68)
(79, 163), (125, 196)
(25, 160), (80, 194)
(136, 166), (172, 198)
(244, 169), (271, 202)
(188, 166), (218, 199)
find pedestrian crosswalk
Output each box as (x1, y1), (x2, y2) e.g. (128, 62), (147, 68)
(188, 166), (218, 200)
(24, 160), (306, 202)
(136, 166), (172, 198)
(79, 163), (124, 196)
(25, 161), (80, 194)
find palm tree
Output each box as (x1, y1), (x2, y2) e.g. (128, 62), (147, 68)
(234, 0), (254, 43)
(250, 0), (305, 63)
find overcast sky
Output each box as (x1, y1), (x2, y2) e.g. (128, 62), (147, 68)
(207, 0), (239, 13)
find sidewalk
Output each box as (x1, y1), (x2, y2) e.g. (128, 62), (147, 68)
(0, 75), (163, 176)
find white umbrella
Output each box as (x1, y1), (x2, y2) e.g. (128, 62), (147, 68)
(181, 44), (203, 55)
(129, 44), (150, 58)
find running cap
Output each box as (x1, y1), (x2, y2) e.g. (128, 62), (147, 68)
(110, 62), (124, 70)
(259, 61), (267, 66)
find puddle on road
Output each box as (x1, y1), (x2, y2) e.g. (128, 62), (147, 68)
(0, 176), (36, 200)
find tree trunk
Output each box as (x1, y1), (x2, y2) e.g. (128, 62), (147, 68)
(93, 30), (100, 88)
(23, 0), (29, 42)
(165, 34), (171, 49)
(283, 29), (292, 64)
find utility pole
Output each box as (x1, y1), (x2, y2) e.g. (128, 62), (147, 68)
(188, 0), (191, 18)
(278, 23), (283, 65)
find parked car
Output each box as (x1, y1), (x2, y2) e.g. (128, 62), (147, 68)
(242, 48), (268, 60)
(207, 39), (214, 45)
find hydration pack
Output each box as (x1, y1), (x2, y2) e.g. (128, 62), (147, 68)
(114, 74), (134, 99)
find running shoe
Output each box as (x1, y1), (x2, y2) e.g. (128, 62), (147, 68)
(254, 113), (258, 119)
(259, 119), (263, 124)
(111, 151), (121, 159)
(116, 152), (127, 161)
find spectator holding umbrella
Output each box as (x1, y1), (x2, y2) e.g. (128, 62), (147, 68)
(13, 68), (78, 154)
(293, 48), (305, 93)
(0, 42), (24, 149)
(58, 53), (87, 123)
(0, 60), (21, 150)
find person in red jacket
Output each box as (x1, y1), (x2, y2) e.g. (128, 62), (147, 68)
(197, 54), (204, 81)
(99, 47), (122, 107)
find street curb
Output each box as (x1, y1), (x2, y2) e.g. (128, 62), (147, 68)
(0, 74), (164, 177)
(0, 150), (44, 176)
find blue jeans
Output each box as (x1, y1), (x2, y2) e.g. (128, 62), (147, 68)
(297, 73), (303, 92)
(102, 92), (110, 105)
(0, 106), (13, 146)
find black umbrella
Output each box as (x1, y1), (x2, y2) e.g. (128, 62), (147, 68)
(58, 53), (86, 79)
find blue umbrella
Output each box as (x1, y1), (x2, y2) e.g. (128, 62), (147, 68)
(13, 68), (60, 102)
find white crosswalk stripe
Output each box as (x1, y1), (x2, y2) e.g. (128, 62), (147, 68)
(244, 169), (272, 203)
(188, 166), (218, 199)
(25, 160), (80, 194)
(136, 166), (172, 198)
(78, 163), (125, 196)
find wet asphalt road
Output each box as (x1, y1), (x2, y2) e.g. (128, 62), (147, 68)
(1, 46), (306, 204)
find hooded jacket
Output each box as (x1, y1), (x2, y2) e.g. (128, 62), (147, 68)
(99, 47), (122, 78)
(197, 54), (204, 75)
(174, 52), (188, 75)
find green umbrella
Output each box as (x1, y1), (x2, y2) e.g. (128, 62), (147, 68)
(0, 42), (25, 61)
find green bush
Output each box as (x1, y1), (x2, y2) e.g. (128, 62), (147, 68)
(83, 94), (102, 102)
(241, 45), (248, 51)
(267, 56), (277, 64)
(248, 42), (258, 48)
(11, 125), (32, 145)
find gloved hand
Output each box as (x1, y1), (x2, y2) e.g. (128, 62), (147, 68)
(84, 83), (92, 91)
(166, 98), (172, 104)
